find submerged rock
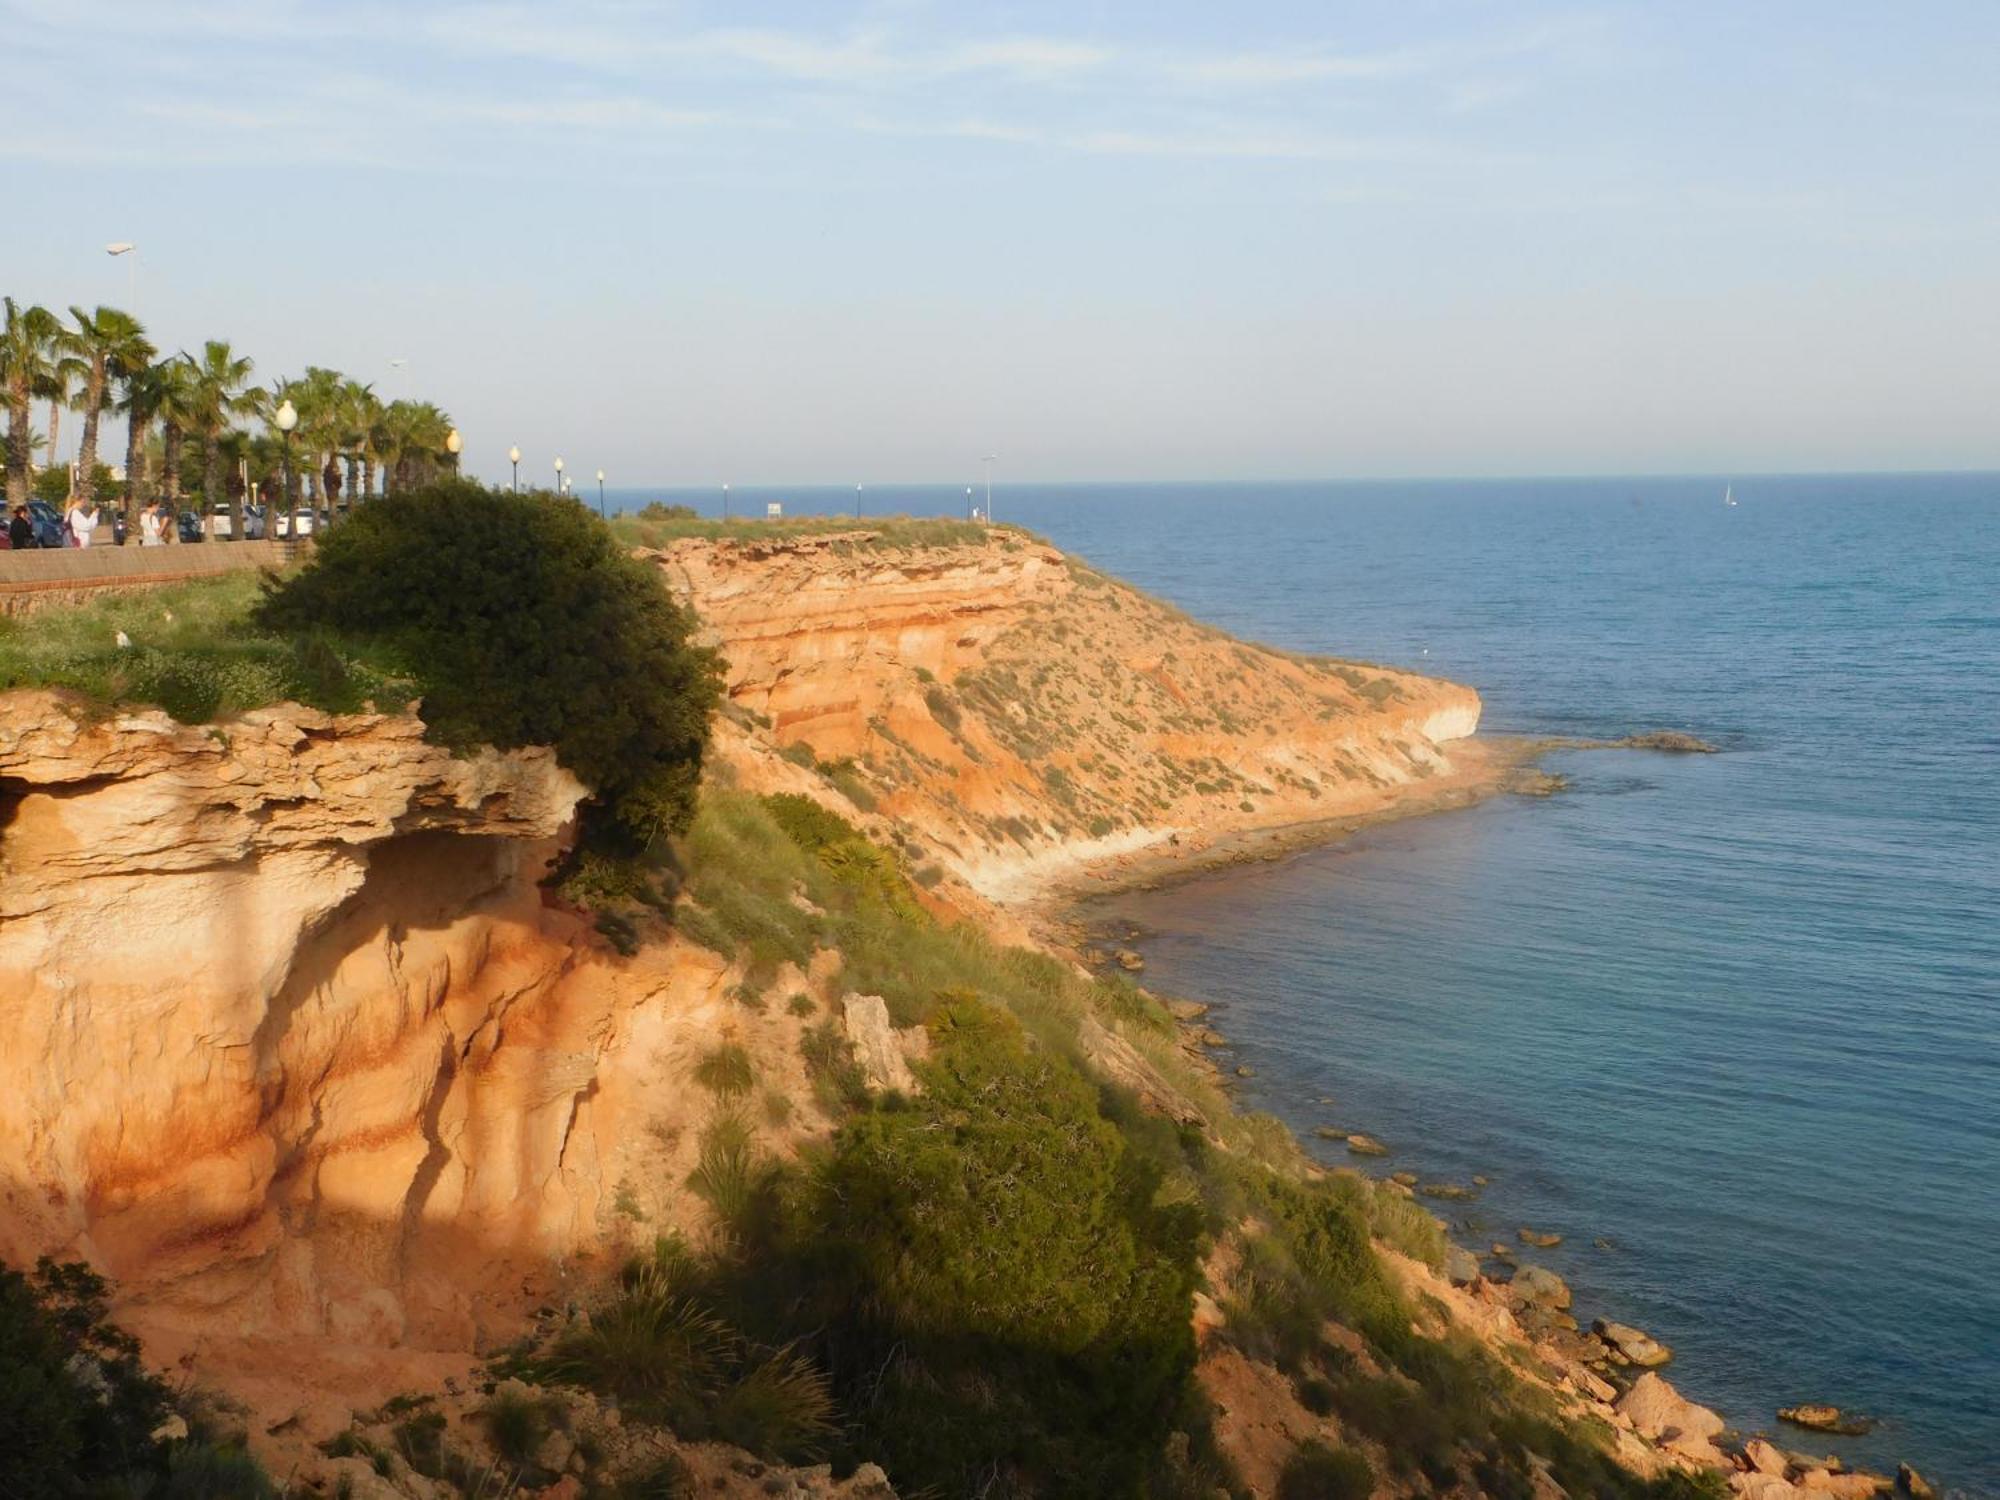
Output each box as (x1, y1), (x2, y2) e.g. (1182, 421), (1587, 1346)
(1419, 1182), (1475, 1201)
(1518, 1227), (1563, 1248)
(1594, 1318), (1672, 1367)
(1345, 1133), (1389, 1157)
(1390, 1171), (1419, 1187)
(1778, 1405), (1876, 1437)
(1312, 1126), (1346, 1140)
(1616, 730), (1717, 753)
(1233, 1063), (1255, 1078)
(1114, 948), (1145, 971)
(1896, 1463), (1936, 1499)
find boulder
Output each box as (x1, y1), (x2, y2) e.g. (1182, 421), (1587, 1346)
(1733, 1477), (1800, 1500)
(1744, 1438), (1790, 1478)
(1115, 948), (1145, 971)
(1617, 1372), (1725, 1463)
(1445, 1246), (1481, 1286)
(842, 993), (920, 1094)
(1313, 1126), (1346, 1140)
(1798, 1471), (1890, 1498)
(1896, 1464), (1935, 1499)
(1518, 1227), (1563, 1248)
(1164, 998), (1210, 1021)
(1507, 1265), (1572, 1309)
(1594, 1318), (1673, 1367)
(1390, 1171), (1419, 1187)
(1345, 1133), (1389, 1157)
(1778, 1405), (1874, 1437)
(1200, 1028), (1229, 1047)
(1234, 1063), (1255, 1078)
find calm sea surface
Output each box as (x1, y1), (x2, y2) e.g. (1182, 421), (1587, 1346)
(619, 476), (2000, 1495)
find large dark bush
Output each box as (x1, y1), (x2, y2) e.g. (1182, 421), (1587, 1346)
(255, 482), (720, 848)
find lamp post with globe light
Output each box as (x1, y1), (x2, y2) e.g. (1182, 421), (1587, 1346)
(554, 457), (564, 498)
(509, 445), (521, 493)
(596, 469), (606, 518)
(445, 428), (462, 476)
(274, 399), (299, 512)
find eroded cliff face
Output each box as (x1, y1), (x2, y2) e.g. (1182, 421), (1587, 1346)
(0, 693), (751, 1418)
(649, 531), (1483, 905)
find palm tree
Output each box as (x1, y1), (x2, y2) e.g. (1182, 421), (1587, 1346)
(337, 378), (375, 507)
(154, 358), (196, 515)
(381, 400), (454, 493)
(182, 341), (262, 539)
(65, 306), (153, 514)
(117, 357), (175, 534)
(293, 365), (344, 507)
(1, 298), (61, 508)
(356, 388), (390, 501)
(38, 344), (85, 481)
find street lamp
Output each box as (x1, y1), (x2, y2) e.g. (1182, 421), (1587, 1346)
(274, 398), (298, 511)
(554, 456), (565, 498)
(722, 482), (730, 522)
(596, 468), (606, 517)
(106, 242), (135, 301)
(981, 454), (997, 524)
(508, 445), (521, 492)
(965, 485), (974, 520)
(856, 483), (863, 519)
(445, 428), (462, 476)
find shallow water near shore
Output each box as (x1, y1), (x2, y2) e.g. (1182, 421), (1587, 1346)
(1005, 477), (2000, 1496)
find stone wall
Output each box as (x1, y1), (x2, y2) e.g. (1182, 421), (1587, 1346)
(0, 539), (301, 616)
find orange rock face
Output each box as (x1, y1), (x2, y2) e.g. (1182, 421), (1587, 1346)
(652, 529), (1483, 906)
(0, 691), (736, 1413)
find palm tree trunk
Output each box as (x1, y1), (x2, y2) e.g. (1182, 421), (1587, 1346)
(122, 408), (149, 542)
(75, 362), (106, 508)
(361, 456), (376, 501)
(161, 421), (183, 509)
(344, 454), (359, 512)
(205, 433), (238, 541)
(307, 453), (323, 506)
(4, 381), (28, 509)
(46, 400), (61, 480)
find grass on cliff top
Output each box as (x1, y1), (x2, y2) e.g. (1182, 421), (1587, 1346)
(610, 507), (1000, 551)
(0, 571), (417, 724)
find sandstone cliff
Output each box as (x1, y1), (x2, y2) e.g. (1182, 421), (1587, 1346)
(648, 530), (1484, 907)
(0, 528), (1494, 1477)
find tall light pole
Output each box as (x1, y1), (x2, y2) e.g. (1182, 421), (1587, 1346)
(855, 483), (863, 519)
(106, 242), (136, 303)
(445, 428), (462, 477)
(596, 468), (606, 517)
(554, 456), (565, 498)
(966, 485), (974, 520)
(722, 482), (730, 521)
(274, 398), (298, 511)
(508, 445), (521, 492)
(982, 454), (997, 524)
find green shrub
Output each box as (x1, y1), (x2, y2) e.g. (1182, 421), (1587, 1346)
(255, 481), (720, 849)
(480, 1386), (551, 1466)
(692, 1043), (756, 1098)
(1277, 1441), (1373, 1500)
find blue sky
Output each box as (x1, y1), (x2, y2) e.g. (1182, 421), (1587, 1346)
(3, 1), (1997, 485)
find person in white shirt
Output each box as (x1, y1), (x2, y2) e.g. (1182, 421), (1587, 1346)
(140, 501), (167, 546)
(65, 500), (100, 548)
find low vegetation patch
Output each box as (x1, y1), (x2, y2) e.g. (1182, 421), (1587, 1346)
(611, 511), (994, 551)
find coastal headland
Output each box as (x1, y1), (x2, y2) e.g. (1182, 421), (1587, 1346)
(0, 519), (1929, 1498)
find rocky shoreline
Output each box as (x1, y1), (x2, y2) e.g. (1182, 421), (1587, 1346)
(1064, 746), (1949, 1500)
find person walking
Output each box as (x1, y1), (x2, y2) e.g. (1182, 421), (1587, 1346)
(66, 497), (100, 548)
(139, 499), (168, 546)
(5, 505), (30, 549)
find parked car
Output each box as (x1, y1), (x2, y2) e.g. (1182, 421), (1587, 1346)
(204, 502), (268, 540)
(177, 510), (205, 543)
(276, 507), (315, 538)
(26, 500), (66, 548)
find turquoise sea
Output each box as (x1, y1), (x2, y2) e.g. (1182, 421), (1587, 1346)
(616, 476), (2000, 1495)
